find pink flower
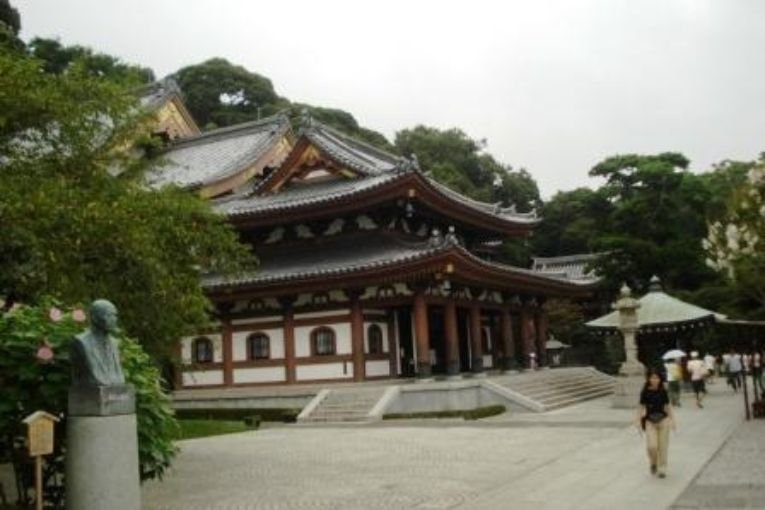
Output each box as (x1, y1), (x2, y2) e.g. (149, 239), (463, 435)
(48, 307), (62, 322)
(36, 343), (54, 363)
(71, 309), (87, 322)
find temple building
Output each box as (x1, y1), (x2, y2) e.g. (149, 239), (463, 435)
(147, 109), (596, 389)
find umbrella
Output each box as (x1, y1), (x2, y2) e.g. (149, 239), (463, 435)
(662, 349), (687, 360)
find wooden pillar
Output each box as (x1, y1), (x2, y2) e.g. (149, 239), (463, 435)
(500, 306), (514, 371)
(520, 307), (536, 369)
(350, 292), (365, 381)
(282, 298), (296, 384)
(413, 289), (431, 377)
(535, 307), (549, 367)
(387, 313), (398, 377)
(444, 300), (460, 375)
(222, 319), (233, 386)
(469, 303), (484, 373)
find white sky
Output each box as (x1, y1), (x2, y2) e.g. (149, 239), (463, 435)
(14, 0), (765, 197)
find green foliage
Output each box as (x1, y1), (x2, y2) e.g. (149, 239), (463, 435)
(383, 405), (506, 421)
(582, 153), (717, 292)
(174, 420), (252, 440)
(0, 0), (20, 34)
(0, 46), (252, 357)
(0, 300), (178, 503)
(394, 125), (540, 210)
(174, 407), (300, 423)
(28, 37), (154, 85)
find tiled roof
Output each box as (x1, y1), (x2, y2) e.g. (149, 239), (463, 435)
(532, 253), (601, 283)
(203, 232), (448, 289)
(203, 231), (595, 291)
(138, 78), (183, 110)
(215, 173), (401, 217)
(147, 115), (289, 189)
(216, 120), (539, 226)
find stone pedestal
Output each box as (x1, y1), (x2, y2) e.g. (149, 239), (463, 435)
(66, 385), (140, 510)
(612, 375), (645, 409)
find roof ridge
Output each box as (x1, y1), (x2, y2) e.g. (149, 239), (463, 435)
(301, 119), (400, 165)
(161, 114), (290, 151)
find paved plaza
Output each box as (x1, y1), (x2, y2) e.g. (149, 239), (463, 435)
(143, 385), (753, 510)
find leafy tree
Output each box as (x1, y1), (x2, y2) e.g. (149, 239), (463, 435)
(28, 37), (154, 85)
(704, 161), (765, 318)
(0, 0), (22, 50)
(532, 187), (613, 256)
(0, 46), (252, 357)
(173, 58), (285, 128)
(393, 125), (540, 210)
(0, 301), (178, 505)
(586, 152), (715, 292)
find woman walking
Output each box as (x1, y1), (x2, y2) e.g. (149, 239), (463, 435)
(636, 369), (677, 478)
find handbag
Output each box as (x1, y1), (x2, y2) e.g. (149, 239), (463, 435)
(646, 412), (666, 424)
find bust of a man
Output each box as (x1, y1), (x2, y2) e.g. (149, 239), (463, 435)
(71, 299), (126, 387)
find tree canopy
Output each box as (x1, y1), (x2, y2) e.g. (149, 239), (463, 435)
(0, 46), (251, 356)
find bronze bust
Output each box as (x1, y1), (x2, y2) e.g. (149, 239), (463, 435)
(70, 299), (125, 387)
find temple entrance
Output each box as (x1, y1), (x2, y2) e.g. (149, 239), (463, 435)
(428, 307), (446, 374)
(395, 308), (415, 377)
(457, 309), (470, 372)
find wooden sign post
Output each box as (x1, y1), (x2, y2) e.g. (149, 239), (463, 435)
(23, 411), (59, 510)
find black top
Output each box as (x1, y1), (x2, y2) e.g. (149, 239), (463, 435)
(640, 387), (669, 417)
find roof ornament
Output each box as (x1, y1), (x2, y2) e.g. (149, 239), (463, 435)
(298, 108), (314, 130)
(428, 228), (444, 248)
(444, 225), (459, 246)
(410, 153), (420, 171)
(648, 275), (663, 292)
(502, 203), (517, 214)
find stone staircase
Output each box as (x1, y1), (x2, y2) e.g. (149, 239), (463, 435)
(493, 367), (615, 411)
(298, 386), (388, 423)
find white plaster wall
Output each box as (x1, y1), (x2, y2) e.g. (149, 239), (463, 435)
(231, 315), (282, 326)
(232, 328), (285, 361)
(295, 323), (351, 357)
(182, 370), (224, 386)
(296, 309), (350, 320)
(180, 334), (222, 364)
(296, 362), (353, 380)
(233, 367), (286, 384)
(363, 321), (389, 353)
(365, 360), (391, 377)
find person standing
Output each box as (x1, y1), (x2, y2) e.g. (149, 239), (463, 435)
(704, 352), (716, 384)
(728, 349), (743, 393)
(687, 351), (707, 408)
(636, 369), (676, 478)
(664, 359), (682, 407)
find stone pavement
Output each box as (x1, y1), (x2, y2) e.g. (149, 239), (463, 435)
(671, 419), (765, 509)
(143, 385), (746, 510)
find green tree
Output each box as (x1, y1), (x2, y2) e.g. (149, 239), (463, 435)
(393, 125), (540, 210)
(533, 187), (613, 256)
(0, 0), (22, 50)
(0, 46), (252, 357)
(27, 37), (154, 85)
(587, 152), (715, 292)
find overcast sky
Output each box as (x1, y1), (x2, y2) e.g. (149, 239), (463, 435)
(14, 0), (765, 197)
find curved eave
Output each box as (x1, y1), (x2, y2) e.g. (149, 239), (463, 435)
(228, 172), (539, 236)
(586, 315), (719, 333)
(205, 244), (594, 301)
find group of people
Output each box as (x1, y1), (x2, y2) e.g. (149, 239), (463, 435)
(638, 346), (763, 480)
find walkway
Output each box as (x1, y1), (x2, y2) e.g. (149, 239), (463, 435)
(143, 384), (746, 510)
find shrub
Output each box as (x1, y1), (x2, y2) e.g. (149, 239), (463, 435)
(383, 405), (506, 421)
(0, 300), (178, 505)
(174, 408), (300, 423)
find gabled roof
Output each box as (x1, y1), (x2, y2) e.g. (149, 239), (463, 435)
(216, 118), (539, 233)
(146, 115), (290, 191)
(586, 276), (726, 331)
(138, 78), (201, 137)
(204, 231), (594, 297)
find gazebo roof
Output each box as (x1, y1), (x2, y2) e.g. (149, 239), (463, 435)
(586, 276), (726, 332)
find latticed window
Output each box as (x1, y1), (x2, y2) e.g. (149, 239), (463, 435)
(311, 327), (336, 356)
(368, 324), (384, 354)
(192, 337), (213, 363)
(248, 333), (270, 360)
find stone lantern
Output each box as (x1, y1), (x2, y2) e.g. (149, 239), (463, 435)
(612, 283), (645, 408)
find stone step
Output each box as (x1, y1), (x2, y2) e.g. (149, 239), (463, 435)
(542, 390), (614, 410)
(536, 385), (614, 404)
(505, 374), (605, 391)
(515, 380), (614, 400)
